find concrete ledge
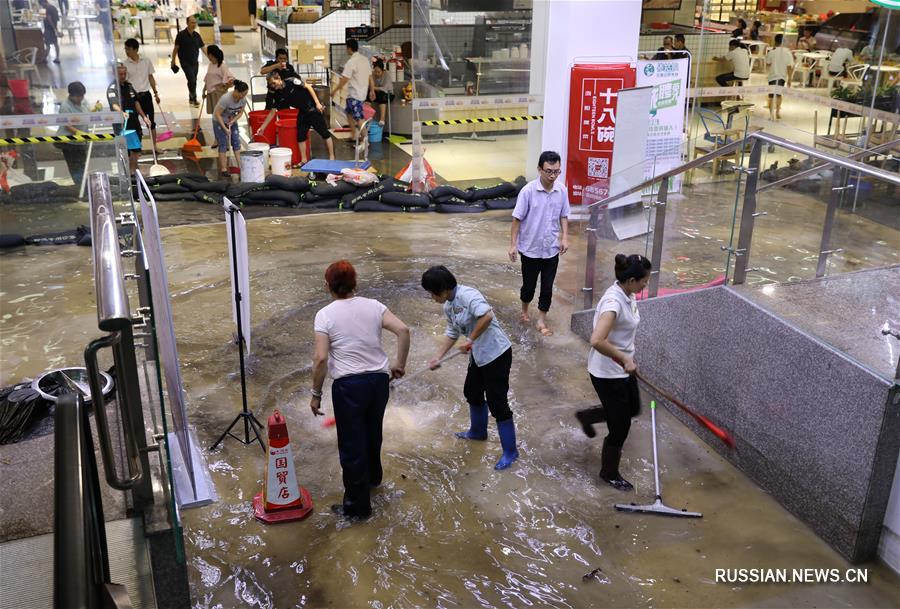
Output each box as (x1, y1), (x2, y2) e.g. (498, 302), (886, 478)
(571, 285), (900, 563)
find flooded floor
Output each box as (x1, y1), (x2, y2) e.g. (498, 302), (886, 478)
(2, 206), (898, 608)
(148, 212), (897, 608)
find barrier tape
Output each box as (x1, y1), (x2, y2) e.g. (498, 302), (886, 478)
(0, 133), (117, 146)
(421, 115), (543, 126)
(0, 112), (121, 128)
(414, 95), (542, 110)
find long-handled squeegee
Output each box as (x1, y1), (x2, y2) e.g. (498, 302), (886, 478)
(615, 401), (702, 518)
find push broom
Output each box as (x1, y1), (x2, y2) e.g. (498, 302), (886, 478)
(182, 97), (205, 154)
(615, 400), (702, 518)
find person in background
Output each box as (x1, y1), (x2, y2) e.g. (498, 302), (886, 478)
(38, 0), (60, 64)
(310, 260), (410, 520)
(369, 59), (393, 126)
(509, 150), (570, 337)
(213, 80), (249, 177)
(715, 39), (751, 87)
(248, 0), (257, 31)
(796, 27), (817, 51)
(826, 45), (854, 81)
(331, 39), (374, 144)
(576, 254), (652, 492)
(672, 33), (690, 60)
(655, 36), (674, 61)
(171, 15), (207, 107)
(732, 18), (748, 39)
(107, 62), (148, 172)
(57, 81), (89, 186)
(765, 34), (793, 119)
(421, 265), (519, 471)
(203, 44), (234, 117)
(256, 71), (334, 163)
(750, 20), (763, 41)
(123, 38), (159, 142)
(260, 47), (298, 80)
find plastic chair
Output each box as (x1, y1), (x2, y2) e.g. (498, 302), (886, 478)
(6, 48), (42, 87)
(749, 42), (768, 73)
(696, 108), (745, 176)
(154, 18), (173, 43)
(62, 16), (80, 43)
(789, 50), (816, 87)
(841, 64), (868, 88)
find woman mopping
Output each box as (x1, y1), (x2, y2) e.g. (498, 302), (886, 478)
(576, 254), (651, 491)
(421, 265), (519, 470)
(212, 80), (249, 177)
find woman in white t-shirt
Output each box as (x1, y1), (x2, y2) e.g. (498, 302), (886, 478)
(310, 260), (410, 520)
(575, 254), (651, 491)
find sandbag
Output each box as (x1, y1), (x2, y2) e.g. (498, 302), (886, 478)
(194, 192), (224, 205)
(340, 178), (403, 209)
(380, 191), (432, 208)
(407, 205), (435, 213)
(151, 192), (196, 201)
(180, 178), (227, 193)
(241, 189), (299, 207)
(25, 226), (90, 245)
(513, 176), (527, 194)
(467, 182), (516, 201)
(301, 191), (320, 203)
(484, 197), (517, 210)
(430, 185), (470, 201)
(143, 173), (208, 185)
(150, 183), (193, 194)
(310, 181), (357, 197)
(354, 200), (406, 212)
(0, 234), (26, 248)
(437, 202), (486, 214)
(265, 175), (311, 193)
(308, 198), (342, 209)
(226, 182), (269, 199)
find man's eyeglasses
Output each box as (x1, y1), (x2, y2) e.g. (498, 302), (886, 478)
(541, 168), (561, 176)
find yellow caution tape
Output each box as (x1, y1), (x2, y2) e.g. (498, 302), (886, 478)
(420, 115), (543, 127)
(0, 134), (117, 146)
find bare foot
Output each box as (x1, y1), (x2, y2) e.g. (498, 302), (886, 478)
(519, 312), (531, 323)
(537, 325), (553, 337)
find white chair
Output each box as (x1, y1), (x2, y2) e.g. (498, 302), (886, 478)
(6, 48), (43, 87)
(62, 16), (80, 43)
(789, 50), (816, 87)
(154, 18), (173, 43)
(749, 42), (768, 73)
(841, 63), (868, 88)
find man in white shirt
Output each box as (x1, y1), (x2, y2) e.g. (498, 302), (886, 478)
(827, 46), (854, 79)
(765, 34), (794, 120)
(330, 39), (374, 144)
(714, 39), (751, 87)
(124, 38), (159, 141)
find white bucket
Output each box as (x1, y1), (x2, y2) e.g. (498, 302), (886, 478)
(270, 147), (292, 177)
(248, 142), (270, 172)
(240, 150), (265, 183)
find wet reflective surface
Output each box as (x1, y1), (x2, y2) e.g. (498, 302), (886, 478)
(2, 210), (898, 608)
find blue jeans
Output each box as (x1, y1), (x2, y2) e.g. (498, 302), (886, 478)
(332, 371), (389, 517)
(213, 119), (240, 152)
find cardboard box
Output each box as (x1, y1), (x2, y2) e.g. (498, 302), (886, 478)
(289, 7), (321, 23)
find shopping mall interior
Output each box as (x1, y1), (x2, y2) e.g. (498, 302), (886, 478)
(0, 0), (898, 608)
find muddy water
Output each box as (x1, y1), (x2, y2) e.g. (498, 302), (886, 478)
(2, 211), (897, 608)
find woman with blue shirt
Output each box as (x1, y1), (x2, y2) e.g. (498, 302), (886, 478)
(422, 266), (518, 470)
(576, 254), (651, 491)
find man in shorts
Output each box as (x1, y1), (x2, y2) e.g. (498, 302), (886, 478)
(330, 39), (373, 144)
(765, 34), (793, 120)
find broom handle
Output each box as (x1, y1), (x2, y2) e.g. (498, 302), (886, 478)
(635, 370), (735, 449)
(650, 401), (661, 499)
(391, 349), (465, 388)
(191, 96), (206, 139)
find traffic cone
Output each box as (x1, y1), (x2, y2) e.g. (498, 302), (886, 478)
(252, 410), (313, 523)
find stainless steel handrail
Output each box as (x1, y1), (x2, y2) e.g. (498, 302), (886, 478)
(89, 172), (131, 332)
(757, 137), (900, 193)
(85, 171), (145, 492)
(586, 130), (900, 210)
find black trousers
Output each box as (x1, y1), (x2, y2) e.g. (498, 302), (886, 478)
(519, 253), (559, 312)
(135, 91), (156, 129)
(58, 143), (87, 188)
(589, 374), (641, 448)
(332, 372), (389, 517)
(463, 347), (513, 422)
(182, 62), (199, 103)
(715, 72), (747, 87)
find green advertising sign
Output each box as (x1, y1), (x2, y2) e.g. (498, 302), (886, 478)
(868, 0), (899, 9)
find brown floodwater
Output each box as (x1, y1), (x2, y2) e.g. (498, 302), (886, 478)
(1, 210), (897, 609)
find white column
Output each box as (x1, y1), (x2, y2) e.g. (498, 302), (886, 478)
(527, 0), (642, 184)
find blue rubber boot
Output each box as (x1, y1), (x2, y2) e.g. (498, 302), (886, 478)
(494, 418), (519, 470)
(455, 402), (488, 440)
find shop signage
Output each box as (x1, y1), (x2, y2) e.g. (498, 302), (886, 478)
(868, 0), (899, 9)
(566, 63), (636, 204)
(260, 24), (287, 60)
(637, 58), (689, 194)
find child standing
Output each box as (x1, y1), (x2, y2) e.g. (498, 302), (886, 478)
(213, 80), (249, 177)
(421, 265), (519, 470)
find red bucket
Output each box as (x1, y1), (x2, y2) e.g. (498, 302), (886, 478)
(276, 109), (312, 165)
(249, 109), (276, 146)
(9, 79), (29, 98)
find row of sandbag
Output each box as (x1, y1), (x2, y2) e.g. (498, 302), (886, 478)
(0, 224), (132, 249)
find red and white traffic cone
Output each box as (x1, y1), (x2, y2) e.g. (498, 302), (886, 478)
(252, 410), (313, 523)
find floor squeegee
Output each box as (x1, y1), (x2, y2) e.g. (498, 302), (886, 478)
(615, 401), (702, 518)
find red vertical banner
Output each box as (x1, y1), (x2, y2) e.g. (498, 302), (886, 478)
(566, 63), (636, 204)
